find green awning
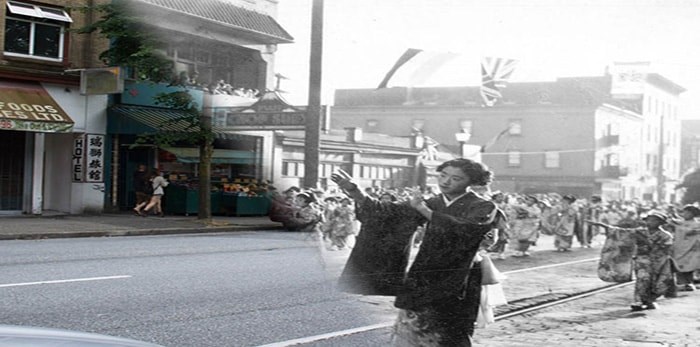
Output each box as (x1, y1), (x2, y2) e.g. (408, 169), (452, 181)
(108, 105), (238, 140)
(163, 147), (256, 165)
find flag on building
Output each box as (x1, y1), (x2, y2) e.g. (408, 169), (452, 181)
(377, 48), (460, 89)
(480, 57), (518, 106)
(480, 126), (511, 152)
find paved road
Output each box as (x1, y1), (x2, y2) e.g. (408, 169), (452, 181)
(0, 231), (386, 347)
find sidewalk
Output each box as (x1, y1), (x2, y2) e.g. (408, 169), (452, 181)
(0, 212), (284, 240)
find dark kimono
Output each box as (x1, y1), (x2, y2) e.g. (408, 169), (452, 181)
(339, 192), (496, 346)
(338, 197), (425, 296)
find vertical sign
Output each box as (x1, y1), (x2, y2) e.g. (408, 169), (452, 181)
(85, 134), (105, 183)
(72, 135), (85, 182)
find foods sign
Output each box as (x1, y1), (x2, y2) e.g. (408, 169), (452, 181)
(0, 81), (74, 133)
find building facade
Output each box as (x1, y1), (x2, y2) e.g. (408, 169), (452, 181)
(680, 119), (700, 177)
(331, 67), (684, 202)
(106, 0), (294, 211)
(0, 0), (111, 215)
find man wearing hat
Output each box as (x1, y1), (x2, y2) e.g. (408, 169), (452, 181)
(669, 204), (700, 291)
(589, 210), (675, 311)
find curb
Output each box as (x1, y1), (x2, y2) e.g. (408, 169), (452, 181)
(0, 224), (286, 240)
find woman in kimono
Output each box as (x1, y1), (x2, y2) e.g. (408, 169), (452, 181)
(546, 195), (579, 252)
(328, 197), (357, 250)
(510, 195), (541, 257)
(331, 158), (497, 346)
(589, 210), (675, 311)
(669, 204), (700, 291)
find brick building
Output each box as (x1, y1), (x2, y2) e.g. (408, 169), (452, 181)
(0, 0), (111, 214)
(331, 65), (684, 202)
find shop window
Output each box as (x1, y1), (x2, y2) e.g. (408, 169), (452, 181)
(508, 119), (522, 135)
(4, 1), (71, 61)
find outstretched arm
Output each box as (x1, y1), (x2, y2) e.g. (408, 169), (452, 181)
(586, 220), (611, 229)
(330, 169), (365, 201)
(408, 187), (433, 220)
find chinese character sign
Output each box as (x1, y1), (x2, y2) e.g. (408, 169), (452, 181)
(86, 134), (105, 183)
(72, 136), (85, 182)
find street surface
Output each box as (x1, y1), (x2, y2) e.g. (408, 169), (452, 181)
(0, 231), (390, 346)
(1, 231), (697, 347)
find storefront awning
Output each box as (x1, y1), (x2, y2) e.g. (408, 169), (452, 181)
(108, 105), (239, 140)
(0, 80), (74, 133)
(163, 147), (256, 165)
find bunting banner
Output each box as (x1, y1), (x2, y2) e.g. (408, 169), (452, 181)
(377, 48), (460, 89)
(480, 57), (518, 106)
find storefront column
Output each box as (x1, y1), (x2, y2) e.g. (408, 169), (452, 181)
(32, 133), (45, 215)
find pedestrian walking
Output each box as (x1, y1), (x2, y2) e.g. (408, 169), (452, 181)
(132, 164), (150, 216)
(547, 195), (579, 252)
(510, 195), (541, 257)
(332, 158), (498, 346)
(669, 204), (700, 291)
(142, 168), (169, 217)
(487, 191), (510, 259)
(327, 197), (356, 250)
(589, 210), (676, 311)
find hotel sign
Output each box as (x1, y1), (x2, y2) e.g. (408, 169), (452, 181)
(72, 134), (105, 183)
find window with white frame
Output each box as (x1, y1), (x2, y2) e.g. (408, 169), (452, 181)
(4, 1), (72, 61)
(508, 119), (522, 135)
(544, 151), (560, 168)
(507, 150), (521, 167)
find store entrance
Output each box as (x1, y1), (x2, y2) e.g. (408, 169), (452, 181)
(0, 131), (26, 211)
(117, 144), (155, 210)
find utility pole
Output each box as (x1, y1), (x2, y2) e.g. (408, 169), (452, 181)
(304, 0), (323, 189)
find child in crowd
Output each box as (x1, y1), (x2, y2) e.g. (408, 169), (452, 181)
(589, 210), (675, 311)
(327, 197), (356, 250)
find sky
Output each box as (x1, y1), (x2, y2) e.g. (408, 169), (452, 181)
(274, 0), (700, 118)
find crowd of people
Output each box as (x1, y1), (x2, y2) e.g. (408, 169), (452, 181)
(268, 172), (699, 321)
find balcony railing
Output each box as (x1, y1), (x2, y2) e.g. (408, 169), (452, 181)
(597, 134), (620, 147)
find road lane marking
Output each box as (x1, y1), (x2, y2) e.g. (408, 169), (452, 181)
(256, 257), (603, 346)
(256, 322), (394, 347)
(0, 275), (132, 288)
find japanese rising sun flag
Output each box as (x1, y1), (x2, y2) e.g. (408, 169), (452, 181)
(377, 48), (460, 89)
(480, 57), (518, 106)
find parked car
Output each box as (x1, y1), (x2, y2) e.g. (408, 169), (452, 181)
(0, 325), (164, 347)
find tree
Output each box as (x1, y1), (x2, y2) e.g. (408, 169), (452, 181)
(677, 168), (700, 205)
(76, 2), (215, 221)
